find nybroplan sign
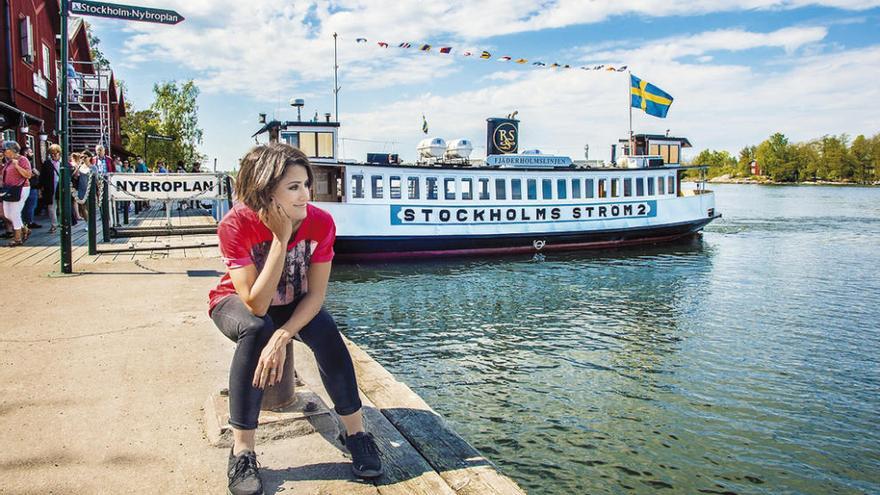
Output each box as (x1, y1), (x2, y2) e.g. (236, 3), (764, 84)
(108, 174), (226, 201)
(69, 0), (184, 24)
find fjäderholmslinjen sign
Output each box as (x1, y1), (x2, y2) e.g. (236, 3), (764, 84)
(69, 0), (184, 24)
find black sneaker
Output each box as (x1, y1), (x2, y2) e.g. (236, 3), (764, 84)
(343, 432), (383, 479)
(227, 449), (264, 495)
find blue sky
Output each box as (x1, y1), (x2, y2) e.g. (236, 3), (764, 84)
(85, 1), (880, 170)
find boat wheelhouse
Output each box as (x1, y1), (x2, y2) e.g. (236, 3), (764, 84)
(254, 116), (719, 260)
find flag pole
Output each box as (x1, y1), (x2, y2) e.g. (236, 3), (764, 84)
(333, 32), (339, 122)
(627, 70), (633, 160)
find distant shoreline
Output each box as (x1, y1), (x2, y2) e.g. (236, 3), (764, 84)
(689, 175), (879, 187)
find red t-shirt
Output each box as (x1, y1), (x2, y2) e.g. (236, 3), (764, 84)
(2, 156), (31, 186)
(208, 202), (335, 314)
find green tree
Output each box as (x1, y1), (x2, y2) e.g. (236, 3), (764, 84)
(737, 145), (756, 177)
(818, 135), (851, 181)
(850, 135), (872, 184)
(151, 81), (204, 166)
(121, 81), (205, 168)
(792, 141), (821, 182)
(756, 133), (799, 181)
(85, 22), (111, 69)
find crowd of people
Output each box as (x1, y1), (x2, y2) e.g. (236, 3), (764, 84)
(1, 141), (205, 246)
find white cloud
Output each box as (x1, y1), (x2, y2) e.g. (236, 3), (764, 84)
(336, 41), (880, 162)
(94, 1), (880, 166)
(113, 0), (875, 97)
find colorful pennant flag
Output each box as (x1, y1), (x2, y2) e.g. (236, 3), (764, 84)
(630, 74), (673, 118)
(354, 36), (631, 80)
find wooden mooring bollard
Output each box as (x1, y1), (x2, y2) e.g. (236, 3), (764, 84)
(259, 341), (296, 410)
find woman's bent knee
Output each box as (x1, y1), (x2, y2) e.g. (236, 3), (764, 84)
(212, 296), (275, 342)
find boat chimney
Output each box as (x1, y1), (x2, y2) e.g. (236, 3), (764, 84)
(610, 144), (617, 165)
(486, 117), (519, 155)
(324, 112), (331, 122)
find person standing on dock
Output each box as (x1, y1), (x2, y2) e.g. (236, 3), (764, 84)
(207, 143), (382, 495)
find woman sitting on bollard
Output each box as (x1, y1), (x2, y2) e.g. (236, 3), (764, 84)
(207, 143), (382, 495)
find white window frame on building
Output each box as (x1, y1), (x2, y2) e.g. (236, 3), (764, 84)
(19, 16), (35, 65)
(42, 43), (52, 81)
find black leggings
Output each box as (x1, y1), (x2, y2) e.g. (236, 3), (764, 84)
(210, 295), (362, 430)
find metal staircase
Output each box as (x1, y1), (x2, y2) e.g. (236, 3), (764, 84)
(67, 60), (111, 154)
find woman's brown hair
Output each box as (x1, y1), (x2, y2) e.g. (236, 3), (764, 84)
(235, 142), (314, 213)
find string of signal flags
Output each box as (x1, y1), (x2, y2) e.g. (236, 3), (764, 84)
(354, 37), (629, 72)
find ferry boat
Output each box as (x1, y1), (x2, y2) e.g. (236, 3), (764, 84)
(252, 115), (720, 260)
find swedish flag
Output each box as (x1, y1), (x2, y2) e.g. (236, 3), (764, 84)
(631, 74), (673, 118)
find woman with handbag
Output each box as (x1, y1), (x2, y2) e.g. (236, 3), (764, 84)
(1, 141), (33, 247)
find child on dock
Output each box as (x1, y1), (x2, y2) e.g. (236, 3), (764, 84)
(207, 143), (382, 495)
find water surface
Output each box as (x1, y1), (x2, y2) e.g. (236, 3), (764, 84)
(327, 184), (880, 494)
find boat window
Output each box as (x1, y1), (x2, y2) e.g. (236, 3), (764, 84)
(669, 146), (679, 164)
(511, 179), (522, 200)
(527, 179), (537, 200)
(478, 178), (490, 200)
(542, 179), (553, 200)
(557, 179), (567, 199)
(495, 178), (507, 200)
(598, 179), (607, 198)
(623, 178), (632, 197)
(445, 178), (456, 200)
(585, 179), (594, 198)
(427, 177), (438, 200)
(371, 175), (384, 198)
(658, 176), (666, 195)
(281, 132), (299, 148)
(389, 176), (401, 199)
(668, 176), (675, 195)
(407, 177), (420, 199)
(611, 178), (620, 197)
(317, 132), (334, 158)
(461, 178), (473, 200)
(571, 179), (581, 199)
(636, 177), (645, 196)
(647, 177), (655, 195)
(649, 144), (659, 156)
(299, 132), (317, 156)
(351, 174), (364, 199)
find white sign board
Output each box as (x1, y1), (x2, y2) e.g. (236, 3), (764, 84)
(485, 154), (573, 168)
(107, 173), (227, 201)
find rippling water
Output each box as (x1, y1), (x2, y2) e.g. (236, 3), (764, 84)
(326, 184), (880, 494)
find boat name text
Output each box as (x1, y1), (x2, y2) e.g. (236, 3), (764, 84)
(390, 201), (656, 225)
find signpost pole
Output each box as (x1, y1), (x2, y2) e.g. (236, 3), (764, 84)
(56, 0), (183, 273)
(58, 0), (73, 273)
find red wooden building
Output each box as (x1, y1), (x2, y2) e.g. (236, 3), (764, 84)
(1, 4), (127, 164)
(0, 0), (60, 164)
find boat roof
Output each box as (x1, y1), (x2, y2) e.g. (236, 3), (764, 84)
(315, 161), (704, 172)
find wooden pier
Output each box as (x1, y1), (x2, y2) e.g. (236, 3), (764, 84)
(1, 203), (527, 493)
(0, 203), (220, 268)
